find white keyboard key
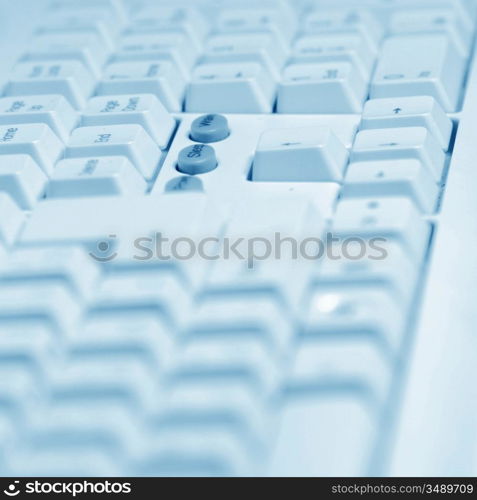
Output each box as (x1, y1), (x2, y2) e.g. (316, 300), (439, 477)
(171, 337), (280, 395)
(131, 6), (210, 50)
(292, 34), (375, 78)
(0, 95), (76, 143)
(0, 194), (24, 246)
(253, 126), (348, 182)
(332, 197), (430, 261)
(361, 96), (453, 151)
(288, 337), (391, 406)
(270, 398), (376, 476)
(48, 156), (147, 199)
(22, 33), (111, 78)
(305, 288), (405, 352)
(315, 240), (419, 304)
(0, 155), (47, 209)
(0, 283), (80, 333)
(81, 94), (175, 150)
(0, 123), (64, 176)
(36, 10), (120, 50)
(278, 62), (368, 113)
(203, 33), (288, 80)
(1, 245), (99, 299)
(371, 35), (466, 112)
(115, 33), (198, 78)
(98, 61), (186, 112)
(66, 125), (161, 180)
(186, 62), (276, 113)
(343, 160), (439, 213)
(216, 7), (297, 52)
(352, 127), (446, 181)
(93, 272), (190, 330)
(6, 61), (95, 110)
(389, 9), (473, 57)
(302, 8), (383, 52)
(50, 0), (128, 24)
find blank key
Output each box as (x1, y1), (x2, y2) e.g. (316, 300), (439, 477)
(5, 61), (96, 110)
(186, 62), (276, 113)
(66, 125), (161, 180)
(0, 123), (64, 176)
(352, 127), (446, 181)
(371, 34), (466, 112)
(0, 193), (25, 246)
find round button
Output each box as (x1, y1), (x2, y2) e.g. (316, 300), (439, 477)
(177, 144), (218, 175)
(190, 114), (230, 143)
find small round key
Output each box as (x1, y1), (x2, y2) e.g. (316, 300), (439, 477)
(190, 113), (230, 143)
(177, 144), (218, 175)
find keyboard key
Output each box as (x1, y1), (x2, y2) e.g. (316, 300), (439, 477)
(351, 127), (446, 181)
(82, 94), (175, 149)
(0, 283), (81, 333)
(305, 288), (405, 352)
(6, 61), (95, 110)
(342, 160), (439, 213)
(21, 33), (111, 78)
(131, 6), (210, 50)
(253, 126), (349, 182)
(202, 33), (288, 79)
(92, 272), (190, 330)
(49, 0), (128, 24)
(302, 8), (383, 52)
(190, 114), (230, 143)
(0, 123), (64, 176)
(371, 34), (466, 112)
(215, 7), (297, 52)
(47, 156), (147, 199)
(0, 155), (47, 209)
(114, 33), (199, 78)
(270, 397), (375, 476)
(288, 337), (391, 406)
(278, 62), (368, 113)
(186, 62), (276, 113)
(361, 96), (453, 151)
(66, 125), (161, 180)
(389, 9), (473, 57)
(0, 193), (24, 246)
(177, 144), (218, 175)
(1, 245), (100, 299)
(98, 61), (186, 112)
(36, 9), (120, 50)
(0, 95), (77, 143)
(291, 34), (375, 79)
(332, 197), (430, 260)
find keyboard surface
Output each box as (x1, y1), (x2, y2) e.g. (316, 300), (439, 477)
(0, 0), (476, 477)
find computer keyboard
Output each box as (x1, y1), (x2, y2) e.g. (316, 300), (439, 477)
(0, 0), (476, 477)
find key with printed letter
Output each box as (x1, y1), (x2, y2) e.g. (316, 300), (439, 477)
(5, 61), (95, 110)
(371, 34), (466, 112)
(186, 62), (276, 113)
(98, 61), (186, 112)
(278, 62), (368, 113)
(66, 125), (161, 180)
(81, 94), (175, 150)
